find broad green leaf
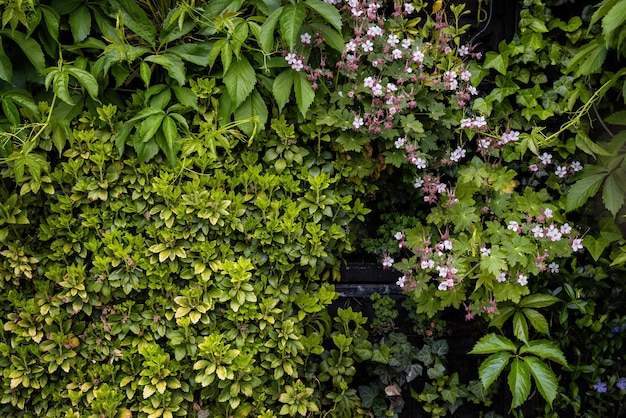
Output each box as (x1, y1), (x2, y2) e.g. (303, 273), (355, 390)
(478, 351), (512, 390)
(576, 131), (612, 156)
(518, 294), (560, 309)
(128, 107), (164, 123)
(305, 0), (342, 32)
(114, 0), (157, 46)
(567, 38), (607, 76)
(483, 51), (509, 75)
(519, 340), (567, 366)
(159, 116), (178, 166)
(310, 22), (344, 52)
(522, 308), (550, 335)
(66, 67), (100, 102)
(40, 5), (61, 43)
(134, 138), (160, 163)
(138, 113), (165, 143)
(140, 61), (151, 87)
(52, 119), (71, 155)
(508, 358), (532, 409)
(234, 89), (268, 137)
(605, 110), (626, 125)
(259, 6), (284, 53)
(207, 0), (244, 15)
(489, 305), (515, 329)
(565, 172), (606, 212)
(0, 39), (12, 83)
(610, 248), (626, 266)
(469, 334), (517, 355)
(294, 71), (314, 117)
(602, 173), (626, 217)
(583, 235), (609, 261)
(167, 41), (214, 66)
(2, 98), (19, 125)
(69, 5), (91, 43)
(272, 69), (295, 112)
(0, 30), (46, 75)
(223, 56), (256, 109)
(524, 356), (558, 406)
(513, 311), (529, 343)
(144, 53), (186, 86)
(279, 4), (307, 51)
(172, 85), (198, 110)
(602, 0), (626, 46)
(53, 72), (74, 105)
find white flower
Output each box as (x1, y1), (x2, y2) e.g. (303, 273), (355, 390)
(300, 33), (312, 44)
(345, 40), (357, 52)
(387, 34), (399, 46)
(386, 83), (398, 92)
(532, 225), (545, 238)
(460, 70), (472, 82)
(361, 40), (374, 53)
(546, 224), (563, 242)
(382, 256), (394, 268)
(560, 223), (572, 235)
(571, 161), (583, 172)
(450, 147), (466, 162)
(413, 157), (427, 169)
(401, 38), (412, 49)
(363, 76), (376, 88)
(436, 183), (447, 194)
(517, 275), (528, 286)
(539, 152), (552, 165)
(548, 262), (560, 273)
(496, 272), (507, 283)
(367, 25), (383, 37)
(394, 231), (404, 240)
(404, 3), (415, 14)
(371, 83), (384, 96)
(480, 246), (491, 257)
(395, 137), (406, 149)
(438, 279), (454, 291)
(555, 165), (568, 178)
(459, 45), (470, 56)
(414, 177), (424, 188)
(396, 275), (406, 288)
(353, 116), (364, 129)
(544, 208), (553, 218)
(442, 240), (453, 250)
(507, 221), (520, 231)
(436, 266), (448, 278)
(391, 48), (403, 60)
(572, 238), (584, 252)
(412, 49), (424, 63)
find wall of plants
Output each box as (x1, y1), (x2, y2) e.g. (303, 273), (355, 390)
(0, 0), (625, 417)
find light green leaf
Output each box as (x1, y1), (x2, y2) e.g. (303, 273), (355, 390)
(144, 53), (186, 86)
(140, 61), (151, 87)
(478, 351), (512, 390)
(522, 308), (550, 335)
(583, 235), (609, 261)
(223, 56), (256, 109)
(279, 4), (307, 51)
(518, 294), (560, 309)
(469, 334), (517, 355)
(171, 85), (198, 110)
(259, 6), (284, 53)
(489, 306), (515, 329)
(0, 30), (46, 75)
(508, 358), (532, 409)
(167, 41), (214, 66)
(138, 113), (165, 143)
(66, 67), (100, 102)
(567, 38), (607, 76)
(234, 88), (268, 137)
(53, 72), (74, 105)
(483, 51), (509, 75)
(610, 248), (626, 266)
(69, 5), (91, 43)
(273, 69), (295, 112)
(513, 311), (529, 343)
(602, 173), (626, 217)
(2, 98), (20, 125)
(524, 356), (558, 406)
(294, 71), (314, 117)
(565, 172), (607, 212)
(602, 0), (626, 46)
(519, 340), (567, 366)
(305, 0), (342, 32)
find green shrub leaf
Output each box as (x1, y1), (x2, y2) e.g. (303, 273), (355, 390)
(478, 351), (512, 390)
(470, 334), (517, 355)
(223, 56), (256, 109)
(523, 356), (558, 406)
(508, 358), (531, 409)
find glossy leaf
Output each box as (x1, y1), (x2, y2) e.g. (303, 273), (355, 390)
(524, 356), (558, 406)
(69, 5), (91, 43)
(294, 71), (314, 117)
(223, 56), (256, 109)
(305, 0), (342, 32)
(565, 171), (606, 212)
(259, 6), (284, 53)
(470, 334), (517, 355)
(478, 351), (512, 390)
(518, 294), (560, 309)
(513, 311), (529, 343)
(234, 89), (268, 137)
(508, 358), (531, 409)
(522, 308), (550, 335)
(144, 53), (186, 86)
(279, 4), (307, 51)
(519, 340), (567, 366)
(0, 30), (46, 75)
(273, 69), (295, 112)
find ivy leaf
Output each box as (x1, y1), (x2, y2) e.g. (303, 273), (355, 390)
(272, 69), (295, 112)
(223, 56), (256, 109)
(279, 4), (307, 51)
(293, 71), (314, 117)
(523, 356), (558, 406)
(478, 351), (512, 390)
(583, 235), (609, 261)
(508, 358), (532, 409)
(519, 340), (567, 366)
(305, 0), (342, 32)
(469, 334), (517, 355)
(565, 171), (606, 212)
(483, 51), (509, 75)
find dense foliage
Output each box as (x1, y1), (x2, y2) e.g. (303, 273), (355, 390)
(0, 0), (625, 417)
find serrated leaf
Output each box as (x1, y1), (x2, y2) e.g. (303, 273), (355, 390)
(0, 30), (46, 75)
(67, 67), (100, 102)
(513, 311), (529, 343)
(144, 53), (186, 86)
(602, 1), (626, 46)
(69, 5), (91, 43)
(605, 110), (626, 125)
(294, 70), (314, 117)
(2, 98), (19, 125)
(470, 334), (517, 355)
(522, 308), (550, 335)
(159, 116), (178, 166)
(273, 69), (295, 112)
(223, 56), (256, 109)
(0, 39), (13, 84)
(508, 358), (531, 409)
(279, 4), (307, 51)
(115, 0), (156, 46)
(234, 89), (268, 137)
(310, 23), (344, 52)
(565, 172), (606, 212)
(602, 173), (626, 217)
(524, 356), (558, 406)
(259, 6), (283, 53)
(518, 294), (560, 309)
(489, 305), (515, 329)
(519, 340), (567, 366)
(305, 0), (342, 32)
(478, 351), (512, 390)
(567, 38), (607, 76)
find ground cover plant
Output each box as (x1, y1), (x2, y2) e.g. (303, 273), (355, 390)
(0, 0), (625, 417)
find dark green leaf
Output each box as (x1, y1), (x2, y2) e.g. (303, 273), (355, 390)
(483, 51), (509, 75)
(567, 38), (607, 76)
(138, 113), (165, 143)
(310, 22), (345, 52)
(305, 0), (342, 32)
(172, 85), (198, 110)
(602, 173), (626, 217)
(279, 4), (307, 51)
(52, 119), (71, 155)
(234, 89), (268, 137)
(0, 39), (12, 83)
(158, 118), (178, 166)
(2, 98), (20, 125)
(508, 358), (531, 409)
(522, 308), (550, 335)
(489, 306), (515, 329)
(69, 5), (91, 43)
(519, 340), (567, 366)
(273, 69), (295, 112)
(524, 356), (558, 406)
(114, 0), (156, 46)
(478, 351), (512, 390)
(40, 5), (61, 43)
(144, 53), (186, 86)
(67, 67), (100, 102)
(583, 235), (609, 261)
(167, 41), (214, 67)
(0, 30), (46, 75)
(565, 172), (606, 212)
(294, 71), (314, 117)
(513, 311), (529, 343)
(469, 334), (517, 355)
(223, 56), (256, 109)
(518, 294), (560, 309)
(134, 138), (160, 163)
(605, 110), (626, 125)
(259, 7), (284, 53)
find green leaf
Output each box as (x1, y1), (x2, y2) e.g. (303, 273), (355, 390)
(508, 358), (531, 409)
(167, 41), (214, 67)
(489, 306), (515, 329)
(160, 116), (178, 166)
(602, 0), (626, 46)
(513, 311), (529, 343)
(140, 61), (151, 88)
(2, 98), (20, 125)
(305, 0), (342, 32)
(66, 67), (100, 102)
(0, 30), (46, 75)
(144, 53), (186, 86)
(53, 72), (74, 105)
(234, 89), (268, 137)
(518, 294), (560, 309)
(172, 85), (198, 110)
(583, 235), (609, 261)
(470, 334), (517, 355)
(114, 0), (157, 46)
(602, 173), (626, 217)
(567, 38), (607, 76)
(279, 4), (307, 51)
(565, 172), (607, 212)
(478, 351), (512, 390)
(138, 113), (165, 143)
(223, 56), (256, 109)
(310, 22), (344, 52)
(69, 5), (91, 43)
(294, 71), (314, 117)
(521, 308), (550, 335)
(483, 51), (509, 75)
(0, 39), (12, 83)
(519, 340), (567, 366)
(273, 69), (295, 112)
(40, 5), (61, 43)
(524, 356), (558, 406)
(259, 6), (283, 53)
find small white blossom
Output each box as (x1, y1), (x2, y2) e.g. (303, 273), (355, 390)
(544, 208), (553, 218)
(531, 225), (545, 238)
(548, 262), (560, 273)
(497, 272), (507, 283)
(517, 275), (528, 286)
(555, 165), (568, 178)
(480, 246), (491, 257)
(571, 161), (583, 172)
(539, 152), (552, 165)
(507, 221), (520, 231)
(353, 116), (364, 129)
(560, 223), (572, 235)
(382, 256), (394, 268)
(414, 177), (424, 188)
(396, 275), (406, 288)
(572, 238), (584, 252)
(387, 34), (400, 46)
(361, 40), (374, 53)
(395, 137), (406, 149)
(300, 33), (312, 44)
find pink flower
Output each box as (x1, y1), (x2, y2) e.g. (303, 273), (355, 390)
(353, 116), (364, 129)
(517, 274), (528, 286)
(300, 33), (312, 45)
(382, 255), (394, 269)
(572, 238), (584, 252)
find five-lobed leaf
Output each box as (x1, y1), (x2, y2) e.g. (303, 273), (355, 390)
(523, 356), (558, 406)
